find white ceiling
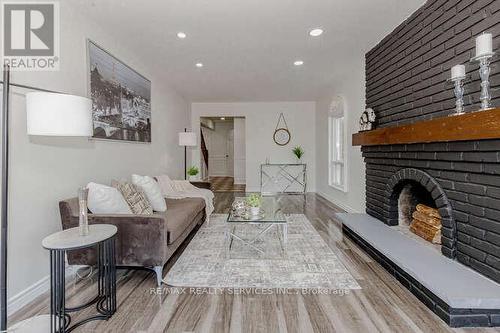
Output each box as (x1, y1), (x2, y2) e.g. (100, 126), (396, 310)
(76, 0), (424, 102)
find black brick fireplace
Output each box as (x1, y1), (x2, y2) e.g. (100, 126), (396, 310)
(362, 0), (500, 284)
(362, 142), (500, 282)
(353, 141), (500, 327)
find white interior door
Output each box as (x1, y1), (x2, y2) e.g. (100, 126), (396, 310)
(207, 121), (233, 176)
(227, 129), (234, 176)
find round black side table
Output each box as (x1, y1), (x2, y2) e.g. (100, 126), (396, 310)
(42, 224), (117, 333)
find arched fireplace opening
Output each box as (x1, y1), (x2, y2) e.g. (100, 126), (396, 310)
(394, 180), (441, 250)
(386, 168), (455, 258)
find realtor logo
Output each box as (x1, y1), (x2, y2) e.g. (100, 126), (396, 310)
(2, 1), (60, 70)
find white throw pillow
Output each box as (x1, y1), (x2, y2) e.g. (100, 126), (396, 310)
(156, 174), (176, 196)
(132, 174), (167, 212)
(86, 182), (132, 214)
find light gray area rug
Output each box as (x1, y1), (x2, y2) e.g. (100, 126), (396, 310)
(165, 214), (361, 290)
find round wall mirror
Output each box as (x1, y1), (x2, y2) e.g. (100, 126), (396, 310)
(273, 128), (291, 146)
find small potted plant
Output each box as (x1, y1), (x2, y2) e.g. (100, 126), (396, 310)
(187, 166), (199, 181)
(246, 193), (262, 216)
(292, 146), (304, 163)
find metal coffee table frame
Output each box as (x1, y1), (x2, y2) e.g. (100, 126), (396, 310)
(226, 197), (288, 257)
(225, 221), (288, 257)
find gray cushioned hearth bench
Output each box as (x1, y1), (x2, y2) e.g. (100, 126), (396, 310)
(337, 213), (500, 327)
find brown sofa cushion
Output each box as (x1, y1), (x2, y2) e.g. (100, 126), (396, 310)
(164, 197), (205, 244)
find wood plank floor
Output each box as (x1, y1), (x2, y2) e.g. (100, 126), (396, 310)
(10, 193), (500, 332)
(210, 177), (246, 192)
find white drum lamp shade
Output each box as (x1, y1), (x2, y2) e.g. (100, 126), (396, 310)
(26, 92), (93, 136)
(178, 132), (197, 146)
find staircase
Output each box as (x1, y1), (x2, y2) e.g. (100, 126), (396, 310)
(200, 129), (209, 178)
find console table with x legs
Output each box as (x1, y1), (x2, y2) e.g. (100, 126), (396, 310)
(260, 163), (307, 195)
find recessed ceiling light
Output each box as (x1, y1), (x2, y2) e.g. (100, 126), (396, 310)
(294, 60), (304, 66)
(195, 63), (203, 68)
(177, 32), (187, 39)
(309, 28), (323, 37)
(220, 117), (225, 120)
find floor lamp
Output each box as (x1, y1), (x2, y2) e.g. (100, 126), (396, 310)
(178, 129), (197, 180)
(1, 64), (93, 332)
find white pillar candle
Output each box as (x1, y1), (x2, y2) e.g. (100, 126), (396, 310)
(476, 33), (493, 57)
(451, 64), (465, 79)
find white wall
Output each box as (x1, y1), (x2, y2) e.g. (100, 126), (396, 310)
(191, 102), (316, 192)
(5, 2), (188, 309)
(233, 118), (246, 185)
(315, 57), (366, 213)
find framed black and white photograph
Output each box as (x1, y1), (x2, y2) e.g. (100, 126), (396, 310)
(87, 40), (151, 142)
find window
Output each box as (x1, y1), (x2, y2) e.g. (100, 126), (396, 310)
(328, 96), (346, 191)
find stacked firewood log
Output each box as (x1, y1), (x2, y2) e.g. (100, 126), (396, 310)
(409, 204), (442, 244)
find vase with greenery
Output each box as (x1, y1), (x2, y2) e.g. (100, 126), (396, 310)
(246, 193), (262, 216)
(187, 166), (199, 181)
(292, 146), (304, 163)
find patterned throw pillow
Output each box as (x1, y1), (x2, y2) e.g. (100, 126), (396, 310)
(112, 180), (153, 215)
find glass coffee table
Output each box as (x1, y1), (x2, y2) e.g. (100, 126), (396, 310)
(226, 196), (287, 257)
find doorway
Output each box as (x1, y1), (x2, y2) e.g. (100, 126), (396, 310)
(200, 117), (246, 192)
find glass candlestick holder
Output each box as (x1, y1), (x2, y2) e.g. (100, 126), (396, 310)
(450, 76), (466, 116)
(78, 187), (89, 236)
(472, 52), (495, 111)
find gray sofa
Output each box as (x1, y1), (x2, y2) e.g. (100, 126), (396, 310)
(59, 197), (205, 286)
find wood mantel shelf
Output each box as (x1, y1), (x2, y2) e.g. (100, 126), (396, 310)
(352, 108), (500, 146)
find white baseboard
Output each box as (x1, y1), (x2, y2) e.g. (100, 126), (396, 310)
(8, 275), (49, 316)
(316, 191), (360, 213)
(8, 265), (80, 316)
